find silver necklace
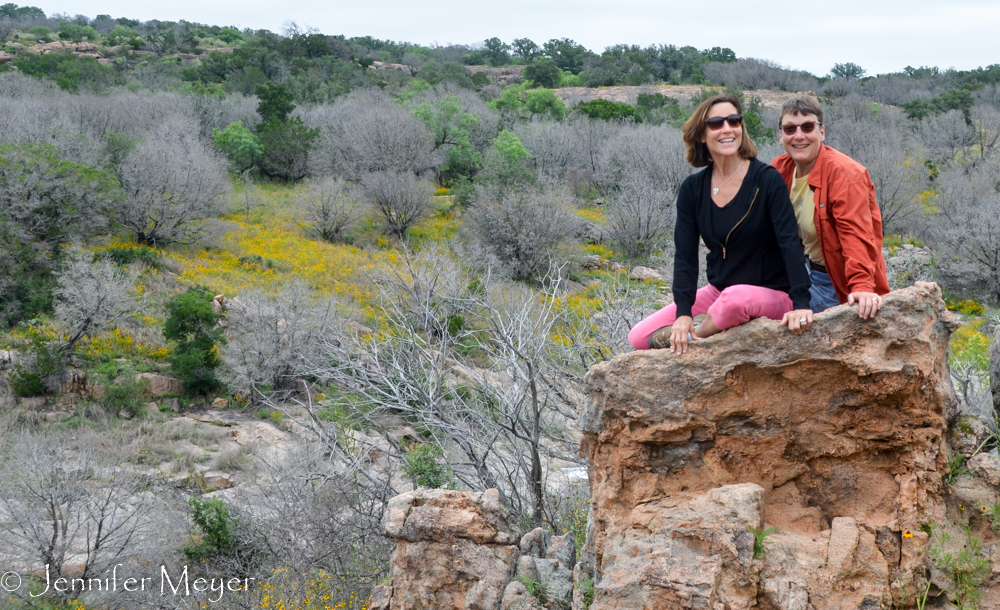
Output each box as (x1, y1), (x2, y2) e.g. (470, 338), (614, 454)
(712, 160), (745, 195)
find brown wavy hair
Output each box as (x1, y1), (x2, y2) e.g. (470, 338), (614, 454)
(682, 95), (758, 168)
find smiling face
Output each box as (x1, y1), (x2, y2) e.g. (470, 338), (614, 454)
(780, 111), (825, 175)
(701, 102), (743, 161)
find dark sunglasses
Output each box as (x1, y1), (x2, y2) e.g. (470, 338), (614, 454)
(704, 114), (743, 130)
(781, 121), (822, 136)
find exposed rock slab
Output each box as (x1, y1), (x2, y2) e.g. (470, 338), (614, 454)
(379, 489), (518, 610)
(581, 283), (957, 609)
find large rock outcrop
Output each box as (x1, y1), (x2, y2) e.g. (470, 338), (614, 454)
(580, 282), (959, 609)
(371, 488), (519, 610)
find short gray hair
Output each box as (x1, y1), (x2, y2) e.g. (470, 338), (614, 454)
(780, 95), (825, 125)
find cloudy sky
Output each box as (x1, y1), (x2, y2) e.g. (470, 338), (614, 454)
(38, 0), (1000, 77)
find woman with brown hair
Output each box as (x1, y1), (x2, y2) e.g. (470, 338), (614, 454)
(628, 95), (812, 353)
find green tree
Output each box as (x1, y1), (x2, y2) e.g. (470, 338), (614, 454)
(901, 87), (976, 123)
(413, 94), (483, 183)
(478, 130), (537, 192)
(213, 121), (263, 174)
(0, 144), (118, 326)
(525, 88), (566, 121)
(483, 37), (511, 66)
(830, 62), (867, 80)
(542, 38), (594, 74)
(164, 286), (226, 395)
(0, 3), (45, 19)
(489, 84), (566, 121)
(254, 81), (295, 124)
(524, 57), (561, 88)
(257, 117), (319, 182)
(574, 98), (641, 122)
(183, 497), (237, 560)
(703, 47), (737, 63)
(635, 93), (687, 125)
(512, 38), (540, 62)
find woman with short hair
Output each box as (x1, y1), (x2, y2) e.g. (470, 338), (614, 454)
(628, 95), (812, 353)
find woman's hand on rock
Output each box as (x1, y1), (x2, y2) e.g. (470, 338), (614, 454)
(672, 316), (697, 354)
(781, 309), (814, 335)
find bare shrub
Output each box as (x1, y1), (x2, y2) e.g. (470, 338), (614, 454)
(363, 170), (434, 238)
(409, 82), (501, 155)
(972, 104), (1000, 162)
(467, 188), (581, 280)
(310, 251), (582, 521)
(113, 122), (232, 245)
(296, 177), (361, 242)
(304, 90), (438, 179)
(514, 120), (579, 179)
(220, 282), (333, 403)
(54, 251), (144, 350)
(0, 430), (156, 587)
(917, 110), (976, 166)
(703, 58), (795, 91)
(227, 453), (394, 608)
(930, 164), (1000, 300)
(604, 168), (675, 262)
(824, 98), (926, 233)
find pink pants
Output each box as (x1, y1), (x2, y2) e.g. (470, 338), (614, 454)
(628, 284), (794, 350)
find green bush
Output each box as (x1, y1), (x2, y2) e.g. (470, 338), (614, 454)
(216, 28), (247, 44)
(164, 286), (225, 395)
(97, 245), (163, 269)
(524, 57), (561, 88)
(257, 117), (319, 182)
(574, 99), (642, 123)
(105, 25), (140, 46)
(25, 26), (52, 41)
(8, 333), (64, 397)
(402, 444), (452, 488)
(184, 497), (237, 560)
(213, 121), (263, 174)
(57, 23), (99, 42)
(12, 52), (123, 92)
(101, 367), (149, 417)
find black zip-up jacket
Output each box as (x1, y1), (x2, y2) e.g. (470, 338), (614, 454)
(673, 157), (811, 318)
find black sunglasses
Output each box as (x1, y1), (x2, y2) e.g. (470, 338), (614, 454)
(781, 121), (822, 136)
(705, 114), (743, 130)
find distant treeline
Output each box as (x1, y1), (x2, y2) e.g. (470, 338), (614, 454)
(0, 3), (999, 111)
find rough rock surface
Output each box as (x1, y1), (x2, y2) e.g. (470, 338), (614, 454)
(137, 372), (183, 396)
(581, 283), (957, 609)
(379, 488), (518, 610)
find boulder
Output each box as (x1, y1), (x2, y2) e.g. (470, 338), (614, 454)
(197, 471), (235, 491)
(969, 451), (1000, 486)
(501, 580), (545, 610)
(581, 283), (957, 609)
(518, 527), (549, 559)
(628, 266), (662, 282)
(137, 373), (183, 396)
(378, 489), (518, 610)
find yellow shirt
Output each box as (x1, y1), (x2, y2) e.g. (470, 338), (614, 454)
(791, 171), (825, 265)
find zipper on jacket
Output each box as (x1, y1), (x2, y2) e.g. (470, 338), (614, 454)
(723, 188), (759, 260)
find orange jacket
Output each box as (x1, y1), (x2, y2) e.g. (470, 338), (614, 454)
(772, 145), (890, 303)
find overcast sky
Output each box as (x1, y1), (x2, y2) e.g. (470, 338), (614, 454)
(37, 0), (1000, 77)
